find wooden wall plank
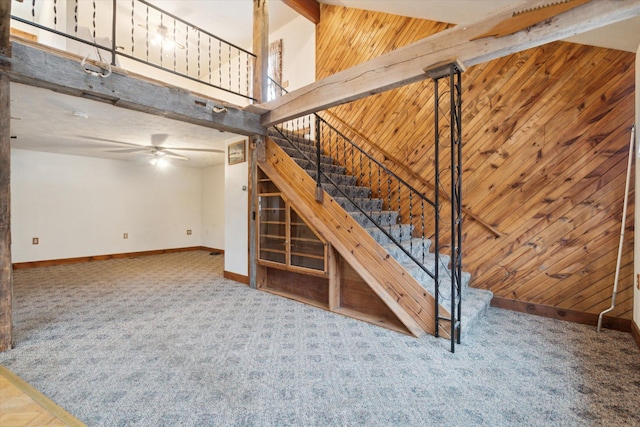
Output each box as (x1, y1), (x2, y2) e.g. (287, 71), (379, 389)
(316, 5), (636, 321)
(259, 0), (640, 126)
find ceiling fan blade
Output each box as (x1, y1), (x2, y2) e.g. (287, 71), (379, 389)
(161, 150), (189, 161)
(75, 135), (143, 148)
(106, 148), (149, 154)
(162, 146), (225, 153)
(151, 133), (169, 146)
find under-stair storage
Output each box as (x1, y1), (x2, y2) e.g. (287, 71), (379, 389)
(256, 167), (413, 335)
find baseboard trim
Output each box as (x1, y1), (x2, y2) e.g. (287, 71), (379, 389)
(632, 321), (640, 350)
(224, 270), (250, 285)
(490, 297), (631, 333)
(12, 246), (224, 270)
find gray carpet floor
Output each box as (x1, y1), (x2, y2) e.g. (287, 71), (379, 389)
(1, 251), (639, 426)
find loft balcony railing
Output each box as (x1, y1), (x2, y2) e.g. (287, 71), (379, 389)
(10, 0), (256, 102)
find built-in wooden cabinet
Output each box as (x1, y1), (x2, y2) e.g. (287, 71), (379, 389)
(258, 171), (326, 275)
(256, 166), (410, 335)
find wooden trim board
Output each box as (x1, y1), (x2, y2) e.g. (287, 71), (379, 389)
(491, 296), (631, 332)
(223, 271), (250, 285)
(0, 365), (86, 426)
(632, 321), (640, 351)
(12, 247), (223, 270)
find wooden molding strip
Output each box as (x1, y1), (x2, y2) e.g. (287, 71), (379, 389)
(282, 0), (320, 24)
(12, 247), (223, 270)
(321, 110), (506, 238)
(491, 296), (632, 333)
(632, 320), (640, 351)
(0, 365), (86, 426)
(224, 270), (250, 285)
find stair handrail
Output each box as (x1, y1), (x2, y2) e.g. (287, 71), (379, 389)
(268, 77), (447, 285)
(320, 110), (505, 238)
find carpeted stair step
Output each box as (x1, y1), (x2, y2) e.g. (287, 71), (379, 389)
(381, 238), (433, 261)
(458, 287), (493, 340)
(364, 223), (414, 244)
(333, 196), (384, 212)
(306, 169), (357, 187)
(270, 135), (315, 151)
(400, 261), (471, 296)
(279, 145), (335, 165)
(348, 210), (399, 228)
(294, 158), (346, 175)
(322, 182), (371, 199)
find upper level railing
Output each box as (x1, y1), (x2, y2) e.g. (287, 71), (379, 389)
(10, 0), (256, 102)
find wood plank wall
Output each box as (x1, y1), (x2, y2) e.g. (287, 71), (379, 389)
(316, 5), (636, 319)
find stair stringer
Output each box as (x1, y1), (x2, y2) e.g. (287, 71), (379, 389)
(259, 137), (452, 337)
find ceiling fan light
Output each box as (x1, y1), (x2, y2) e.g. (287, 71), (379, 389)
(149, 157), (158, 166)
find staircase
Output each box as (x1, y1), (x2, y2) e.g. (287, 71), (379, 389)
(268, 129), (493, 341)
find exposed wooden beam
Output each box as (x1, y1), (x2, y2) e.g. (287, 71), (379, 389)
(0, 0), (12, 352)
(250, 0), (270, 290)
(257, 0), (640, 126)
(282, 0), (320, 24)
(0, 0), (10, 60)
(9, 40), (266, 137)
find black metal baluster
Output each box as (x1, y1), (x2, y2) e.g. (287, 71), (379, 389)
(208, 37), (212, 84)
(197, 30), (201, 79)
(111, 0), (117, 65)
(173, 19), (176, 72)
(434, 77), (440, 339)
(92, 1), (96, 40)
(316, 118), (322, 199)
(159, 13), (163, 67)
(130, 0), (134, 55)
(145, 6), (149, 62)
(53, 0), (57, 28)
(185, 25), (189, 76)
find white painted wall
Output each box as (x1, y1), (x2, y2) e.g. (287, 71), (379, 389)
(201, 164), (225, 250)
(11, 150), (205, 263)
(270, 14), (316, 91)
(634, 44), (639, 331)
(224, 138), (249, 276)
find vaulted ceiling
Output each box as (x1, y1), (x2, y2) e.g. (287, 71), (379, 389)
(8, 0), (640, 168)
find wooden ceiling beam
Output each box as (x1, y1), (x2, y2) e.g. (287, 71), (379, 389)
(8, 40), (266, 137)
(282, 0), (320, 24)
(256, 0), (640, 126)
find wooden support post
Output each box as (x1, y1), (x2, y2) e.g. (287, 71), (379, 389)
(0, 0), (13, 352)
(249, 0), (269, 289)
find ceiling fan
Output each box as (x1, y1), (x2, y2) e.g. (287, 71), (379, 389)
(79, 133), (224, 164)
(137, 24), (186, 50)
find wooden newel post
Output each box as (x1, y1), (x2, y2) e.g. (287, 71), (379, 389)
(0, 0), (13, 352)
(249, 0), (269, 289)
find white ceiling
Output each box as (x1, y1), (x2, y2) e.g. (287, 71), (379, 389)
(10, 0), (640, 168)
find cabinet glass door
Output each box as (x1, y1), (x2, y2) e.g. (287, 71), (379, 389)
(259, 195), (286, 264)
(290, 209), (325, 272)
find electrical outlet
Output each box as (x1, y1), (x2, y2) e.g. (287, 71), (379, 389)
(32, 237), (39, 245)
(186, 229), (192, 235)
(123, 233), (128, 239)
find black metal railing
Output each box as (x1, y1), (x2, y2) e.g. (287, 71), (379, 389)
(10, 0), (256, 101)
(269, 77), (463, 351)
(434, 65), (463, 352)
